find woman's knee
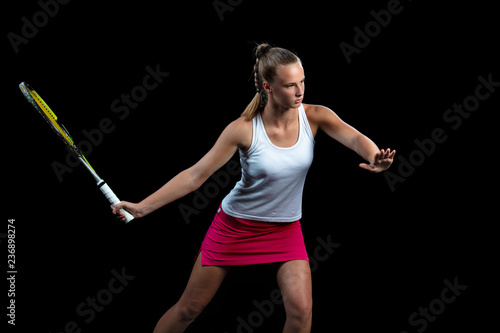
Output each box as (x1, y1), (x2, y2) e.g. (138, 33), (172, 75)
(287, 299), (313, 324)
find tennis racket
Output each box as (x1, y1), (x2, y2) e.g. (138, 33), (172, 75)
(19, 82), (134, 223)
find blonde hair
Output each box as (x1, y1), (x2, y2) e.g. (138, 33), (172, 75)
(241, 43), (301, 120)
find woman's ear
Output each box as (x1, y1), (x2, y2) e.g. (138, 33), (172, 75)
(263, 81), (273, 94)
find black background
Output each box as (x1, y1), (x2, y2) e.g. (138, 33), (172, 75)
(4, 0), (498, 332)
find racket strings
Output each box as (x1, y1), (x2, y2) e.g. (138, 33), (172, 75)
(24, 84), (96, 173)
(30, 90), (73, 144)
(31, 91), (59, 123)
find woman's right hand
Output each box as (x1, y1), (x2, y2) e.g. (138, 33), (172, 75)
(111, 201), (143, 222)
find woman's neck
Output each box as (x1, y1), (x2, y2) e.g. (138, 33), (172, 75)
(262, 102), (298, 128)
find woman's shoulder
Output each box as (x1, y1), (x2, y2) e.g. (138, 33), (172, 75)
(225, 116), (253, 151)
(228, 116), (253, 135)
(303, 104), (333, 135)
(303, 103), (332, 118)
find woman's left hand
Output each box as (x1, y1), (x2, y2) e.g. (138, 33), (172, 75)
(359, 148), (396, 173)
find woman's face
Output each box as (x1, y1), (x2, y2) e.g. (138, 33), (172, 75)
(265, 62), (305, 109)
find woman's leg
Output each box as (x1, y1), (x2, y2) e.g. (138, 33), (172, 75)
(153, 253), (231, 333)
(276, 260), (313, 333)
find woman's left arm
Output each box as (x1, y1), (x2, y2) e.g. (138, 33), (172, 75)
(305, 104), (395, 173)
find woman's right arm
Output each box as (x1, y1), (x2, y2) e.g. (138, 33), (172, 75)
(112, 117), (251, 221)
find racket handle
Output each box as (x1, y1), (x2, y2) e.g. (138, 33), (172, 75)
(99, 183), (134, 223)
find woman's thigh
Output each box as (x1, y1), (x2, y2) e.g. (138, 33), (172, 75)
(276, 260), (313, 314)
(177, 253), (232, 309)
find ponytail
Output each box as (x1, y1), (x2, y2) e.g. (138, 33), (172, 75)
(241, 92), (263, 121)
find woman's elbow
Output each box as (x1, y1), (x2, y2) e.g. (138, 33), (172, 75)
(186, 167), (208, 192)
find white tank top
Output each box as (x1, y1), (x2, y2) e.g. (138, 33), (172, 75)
(221, 104), (315, 222)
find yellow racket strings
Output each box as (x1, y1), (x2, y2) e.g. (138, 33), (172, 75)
(29, 87), (96, 173)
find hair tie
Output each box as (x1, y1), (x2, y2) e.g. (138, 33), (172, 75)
(261, 45), (273, 57)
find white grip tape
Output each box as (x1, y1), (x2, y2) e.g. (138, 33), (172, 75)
(99, 183), (134, 223)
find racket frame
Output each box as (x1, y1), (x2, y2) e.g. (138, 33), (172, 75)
(19, 82), (134, 223)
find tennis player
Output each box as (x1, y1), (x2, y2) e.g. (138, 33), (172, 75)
(113, 44), (395, 333)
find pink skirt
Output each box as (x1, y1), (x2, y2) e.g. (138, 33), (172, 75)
(198, 205), (309, 266)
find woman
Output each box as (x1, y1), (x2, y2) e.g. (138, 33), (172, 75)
(112, 43), (395, 333)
